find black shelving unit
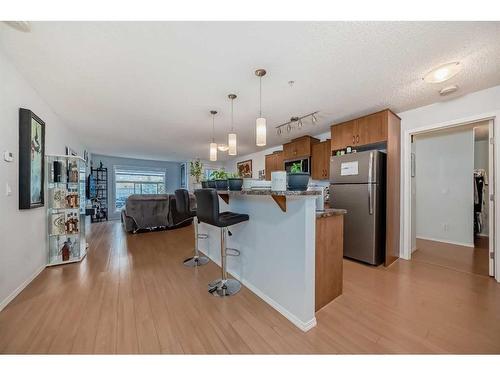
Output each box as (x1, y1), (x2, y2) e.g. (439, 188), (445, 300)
(91, 167), (108, 223)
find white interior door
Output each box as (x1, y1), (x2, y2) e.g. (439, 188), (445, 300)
(488, 119), (495, 277)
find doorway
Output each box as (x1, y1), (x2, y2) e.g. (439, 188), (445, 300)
(408, 119), (495, 277)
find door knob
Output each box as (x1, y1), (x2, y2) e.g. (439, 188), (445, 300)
(356, 135), (359, 143)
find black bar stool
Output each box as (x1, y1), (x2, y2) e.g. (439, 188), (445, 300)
(175, 189), (209, 267)
(194, 188), (249, 296)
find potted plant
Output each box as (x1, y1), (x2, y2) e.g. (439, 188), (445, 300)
(210, 169), (229, 190)
(207, 174), (216, 188)
(228, 172), (243, 191)
(189, 160), (203, 189)
(287, 161), (310, 191)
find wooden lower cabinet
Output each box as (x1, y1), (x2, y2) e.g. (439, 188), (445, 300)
(315, 214), (344, 311)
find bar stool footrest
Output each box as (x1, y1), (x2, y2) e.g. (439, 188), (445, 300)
(183, 255), (209, 267)
(208, 279), (241, 296)
(225, 248), (240, 257)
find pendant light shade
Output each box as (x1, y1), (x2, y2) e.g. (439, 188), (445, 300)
(209, 142), (217, 161)
(256, 117), (267, 146)
(209, 110), (218, 162)
(228, 133), (237, 155)
(228, 94), (237, 156)
(255, 69), (267, 147)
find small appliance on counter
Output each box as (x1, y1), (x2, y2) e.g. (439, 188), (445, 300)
(271, 171), (287, 191)
(243, 179), (272, 190)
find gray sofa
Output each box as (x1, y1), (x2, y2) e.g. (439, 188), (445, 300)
(121, 193), (196, 233)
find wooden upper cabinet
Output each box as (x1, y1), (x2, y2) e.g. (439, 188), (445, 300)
(265, 154), (274, 180)
(265, 151), (284, 180)
(275, 151), (284, 170)
(283, 136), (319, 160)
(356, 112), (387, 146)
(331, 120), (355, 151)
(312, 140), (331, 180)
(330, 110), (391, 152)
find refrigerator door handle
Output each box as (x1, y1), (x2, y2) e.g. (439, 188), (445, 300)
(368, 152), (374, 215)
(368, 151), (374, 183)
(368, 183), (374, 215)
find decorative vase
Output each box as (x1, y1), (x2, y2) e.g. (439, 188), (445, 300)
(287, 173), (310, 191)
(215, 179), (228, 190)
(228, 178), (243, 191)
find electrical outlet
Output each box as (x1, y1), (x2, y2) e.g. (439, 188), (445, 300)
(442, 223), (449, 232)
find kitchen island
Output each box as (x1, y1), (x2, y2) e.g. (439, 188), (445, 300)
(197, 189), (345, 331)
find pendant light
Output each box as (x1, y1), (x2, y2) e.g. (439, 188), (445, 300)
(228, 94), (238, 156)
(255, 69), (267, 147)
(209, 110), (218, 162)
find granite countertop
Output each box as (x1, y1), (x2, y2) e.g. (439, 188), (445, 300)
(217, 189), (321, 196)
(316, 208), (347, 218)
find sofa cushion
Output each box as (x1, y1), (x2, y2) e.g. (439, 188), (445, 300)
(124, 194), (171, 230)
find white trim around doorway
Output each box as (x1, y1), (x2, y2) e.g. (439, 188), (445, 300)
(401, 111), (500, 282)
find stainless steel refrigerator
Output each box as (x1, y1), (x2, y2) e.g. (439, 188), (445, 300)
(329, 150), (386, 265)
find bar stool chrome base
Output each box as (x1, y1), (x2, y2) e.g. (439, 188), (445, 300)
(183, 255), (209, 267)
(208, 279), (241, 296)
(183, 216), (209, 267)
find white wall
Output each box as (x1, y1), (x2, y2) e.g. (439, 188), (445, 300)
(414, 128), (474, 246)
(0, 49), (85, 309)
(474, 137), (489, 236)
(399, 85), (500, 264)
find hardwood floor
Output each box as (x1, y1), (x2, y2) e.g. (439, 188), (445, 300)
(412, 237), (490, 276)
(1, 221), (500, 354)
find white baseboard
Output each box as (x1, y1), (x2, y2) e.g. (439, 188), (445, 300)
(0, 264), (45, 312)
(201, 249), (316, 332)
(240, 276), (317, 332)
(411, 246), (418, 253)
(416, 236), (474, 248)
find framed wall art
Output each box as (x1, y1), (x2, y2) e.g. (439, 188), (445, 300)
(237, 159), (253, 178)
(19, 108), (46, 209)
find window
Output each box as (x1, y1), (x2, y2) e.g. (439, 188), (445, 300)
(114, 168), (166, 210)
(204, 168), (217, 180)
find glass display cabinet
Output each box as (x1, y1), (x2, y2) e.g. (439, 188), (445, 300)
(46, 154), (87, 266)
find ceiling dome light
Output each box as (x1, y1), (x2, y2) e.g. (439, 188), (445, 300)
(3, 21), (31, 32)
(423, 62), (461, 83)
(439, 85), (459, 96)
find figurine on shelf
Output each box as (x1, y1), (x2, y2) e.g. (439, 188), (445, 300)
(65, 193), (79, 208)
(65, 211), (79, 234)
(68, 160), (79, 183)
(61, 239), (71, 262)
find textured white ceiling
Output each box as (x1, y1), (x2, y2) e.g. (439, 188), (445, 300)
(1, 21), (499, 161)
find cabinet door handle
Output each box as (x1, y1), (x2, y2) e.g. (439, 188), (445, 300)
(352, 135), (355, 144)
(356, 135), (359, 143)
